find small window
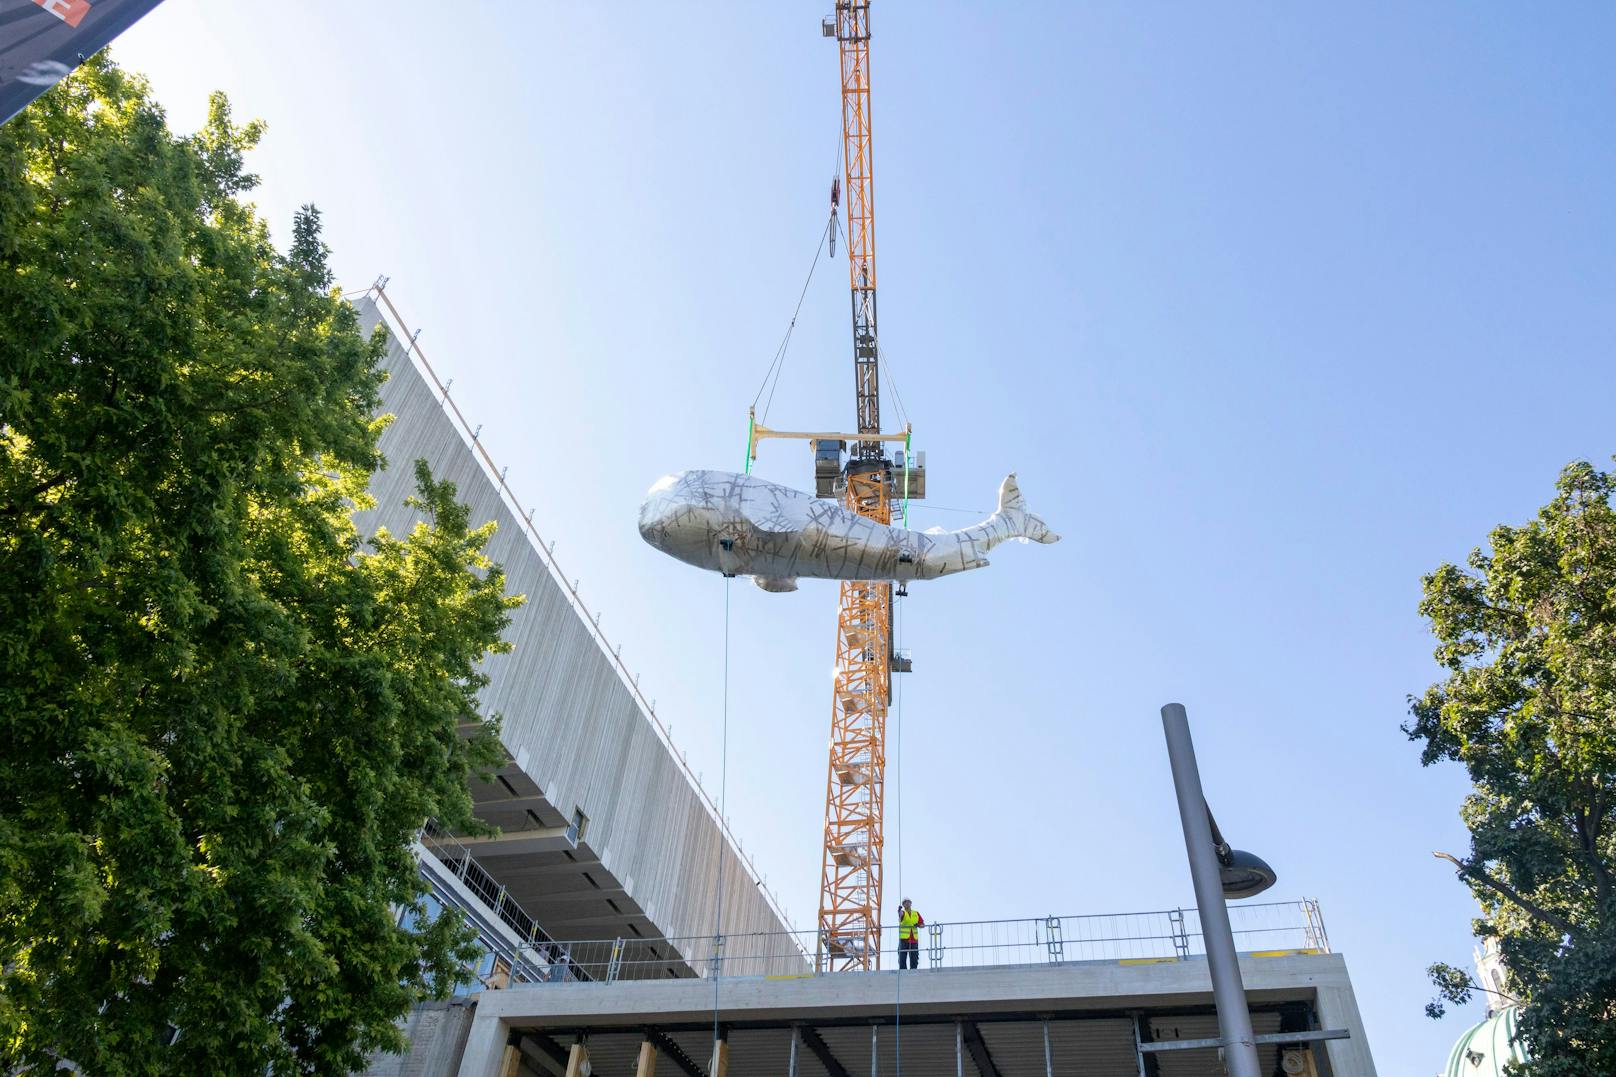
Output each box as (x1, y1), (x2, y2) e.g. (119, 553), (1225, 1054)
(566, 807), (589, 846)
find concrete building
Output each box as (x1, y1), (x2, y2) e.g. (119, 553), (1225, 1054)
(459, 951), (1372, 1077)
(352, 292), (795, 962)
(352, 290), (1377, 1076)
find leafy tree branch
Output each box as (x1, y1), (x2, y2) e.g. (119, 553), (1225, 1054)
(0, 60), (521, 1073)
(1432, 852), (1576, 939)
(1409, 459), (1616, 1076)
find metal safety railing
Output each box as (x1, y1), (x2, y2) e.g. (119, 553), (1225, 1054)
(420, 821), (557, 952)
(503, 899), (1329, 988)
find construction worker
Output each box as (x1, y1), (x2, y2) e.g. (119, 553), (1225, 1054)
(897, 897), (923, 969)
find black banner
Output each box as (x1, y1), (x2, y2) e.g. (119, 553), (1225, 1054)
(1, 0), (167, 124)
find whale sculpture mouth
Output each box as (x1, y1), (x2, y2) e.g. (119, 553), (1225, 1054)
(638, 474), (685, 537)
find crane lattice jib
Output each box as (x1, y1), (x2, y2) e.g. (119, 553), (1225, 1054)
(817, 0), (891, 974)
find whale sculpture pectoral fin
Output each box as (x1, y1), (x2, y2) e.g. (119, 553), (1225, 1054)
(753, 576), (799, 593)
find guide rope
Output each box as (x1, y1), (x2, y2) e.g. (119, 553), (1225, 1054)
(893, 589), (906, 1074)
(907, 503), (991, 517)
(710, 576), (732, 1053)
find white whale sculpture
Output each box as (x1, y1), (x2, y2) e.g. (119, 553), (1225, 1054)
(638, 469), (1058, 592)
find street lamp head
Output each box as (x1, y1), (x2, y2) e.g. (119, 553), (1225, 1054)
(1219, 848), (1277, 899)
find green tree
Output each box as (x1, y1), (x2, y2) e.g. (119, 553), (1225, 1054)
(1408, 460), (1616, 1076)
(0, 61), (521, 1072)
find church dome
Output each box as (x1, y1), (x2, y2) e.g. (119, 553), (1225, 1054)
(1444, 1006), (1528, 1077)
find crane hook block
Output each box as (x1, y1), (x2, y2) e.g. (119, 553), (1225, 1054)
(829, 178), (841, 257)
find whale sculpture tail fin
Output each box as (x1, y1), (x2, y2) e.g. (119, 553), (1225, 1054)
(993, 473), (1060, 545)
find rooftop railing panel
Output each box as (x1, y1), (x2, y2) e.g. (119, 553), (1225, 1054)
(494, 900), (1330, 988)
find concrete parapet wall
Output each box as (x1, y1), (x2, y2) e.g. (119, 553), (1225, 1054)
(474, 952), (1355, 1024)
(362, 1000), (476, 1077)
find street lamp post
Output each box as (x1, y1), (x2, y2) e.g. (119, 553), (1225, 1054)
(1160, 702), (1265, 1077)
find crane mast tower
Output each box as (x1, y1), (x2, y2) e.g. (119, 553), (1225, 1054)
(818, 0), (894, 973)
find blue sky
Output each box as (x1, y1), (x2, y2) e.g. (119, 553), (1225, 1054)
(112, 2), (1616, 1069)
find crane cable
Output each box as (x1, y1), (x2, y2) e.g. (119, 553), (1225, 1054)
(830, 213), (912, 432)
(877, 339), (912, 433)
(750, 216), (834, 425)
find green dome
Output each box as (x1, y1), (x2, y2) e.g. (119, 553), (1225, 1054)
(1444, 1006), (1528, 1077)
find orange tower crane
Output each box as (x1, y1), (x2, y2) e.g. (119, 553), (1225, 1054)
(817, 0), (896, 973)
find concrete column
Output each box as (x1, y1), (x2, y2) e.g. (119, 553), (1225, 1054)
(709, 1037), (730, 1077)
(1316, 983), (1378, 1077)
(456, 1013), (510, 1077)
(635, 1040), (658, 1077)
(565, 1042), (591, 1077)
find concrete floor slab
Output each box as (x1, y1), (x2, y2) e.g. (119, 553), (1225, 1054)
(457, 952), (1375, 1077)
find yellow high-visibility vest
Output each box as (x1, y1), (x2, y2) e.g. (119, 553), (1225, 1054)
(899, 908), (922, 941)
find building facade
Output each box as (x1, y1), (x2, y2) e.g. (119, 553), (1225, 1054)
(351, 291), (1376, 1077)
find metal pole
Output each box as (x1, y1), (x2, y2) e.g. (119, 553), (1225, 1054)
(1160, 703), (1261, 1077)
(1042, 1020), (1053, 1077)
